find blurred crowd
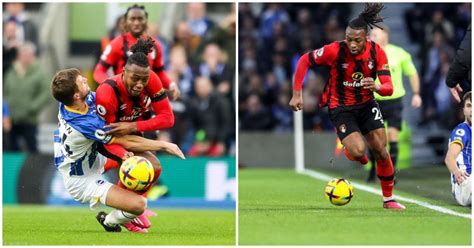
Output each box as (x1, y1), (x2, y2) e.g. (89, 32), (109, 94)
(239, 3), (471, 132)
(2, 3), (236, 157)
(239, 3), (352, 132)
(404, 3), (471, 128)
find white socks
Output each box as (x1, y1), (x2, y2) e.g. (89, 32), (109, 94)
(104, 210), (138, 226)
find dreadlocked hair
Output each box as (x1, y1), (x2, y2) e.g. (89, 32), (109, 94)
(124, 4), (148, 19)
(349, 3), (385, 32)
(127, 37), (154, 67)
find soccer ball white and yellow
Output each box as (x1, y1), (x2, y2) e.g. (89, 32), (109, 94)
(119, 156), (155, 191)
(325, 178), (354, 206)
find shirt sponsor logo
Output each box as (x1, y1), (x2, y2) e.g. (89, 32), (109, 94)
(343, 81), (363, 87)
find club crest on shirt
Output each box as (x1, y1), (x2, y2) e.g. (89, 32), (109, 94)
(368, 60), (374, 70)
(313, 47), (324, 59)
(339, 124), (347, 133)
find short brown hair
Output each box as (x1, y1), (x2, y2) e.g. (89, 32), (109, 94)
(51, 68), (81, 106)
(463, 91), (472, 106)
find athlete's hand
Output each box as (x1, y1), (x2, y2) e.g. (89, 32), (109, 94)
(453, 169), (469, 185)
(411, 94), (422, 108)
(449, 84), (463, 103)
(361, 77), (380, 91)
(167, 82), (181, 101)
(164, 143), (186, 159)
(289, 91), (303, 111)
(105, 122), (138, 136)
(122, 151), (134, 160)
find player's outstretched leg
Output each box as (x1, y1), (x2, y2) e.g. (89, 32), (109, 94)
(104, 185), (149, 232)
(96, 211), (121, 232)
(341, 133), (369, 165)
(365, 128), (405, 210)
(129, 151), (162, 229)
(376, 154), (405, 210)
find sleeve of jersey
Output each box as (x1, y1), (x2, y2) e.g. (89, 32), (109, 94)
(152, 40), (171, 89)
(95, 83), (118, 124)
(449, 127), (468, 149)
(293, 53), (312, 91)
(401, 50), (417, 77)
(293, 45), (333, 91)
(78, 119), (114, 144)
(376, 48), (393, 96)
(136, 73), (175, 132)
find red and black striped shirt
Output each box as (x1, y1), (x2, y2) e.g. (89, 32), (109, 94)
(293, 40), (393, 109)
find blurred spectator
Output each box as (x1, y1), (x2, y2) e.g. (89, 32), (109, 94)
(3, 20), (19, 73)
(168, 44), (194, 98)
(3, 100), (12, 151)
(446, 25), (471, 102)
(148, 22), (171, 68)
(187, 77), (232, 157)
(3, 42), (49, 153)
(186, 3), (219, 65)
(424, 10), (454, 46)
(100, 15), (125, 53)
(240, 94), (273, 130)
(174, 21), (194, 59)
(196, 43), (233, 98)
(239, 3), (348, 132)
(420, 31), (455, 127)
(214, 2), (236, 72)
(272, 90), (293, 132)
(3, 3), (39, 49)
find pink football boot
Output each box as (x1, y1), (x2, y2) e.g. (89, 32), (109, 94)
(131, 213), (152, 229)
(122, 222), (148, 233)
(383, 200), (406, 210)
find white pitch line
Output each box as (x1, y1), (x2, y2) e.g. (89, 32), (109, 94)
(300, 168), (472, 219)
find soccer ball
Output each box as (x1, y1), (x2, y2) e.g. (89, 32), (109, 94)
(119, 156), (155, 191)
(325, 178), (354, 206)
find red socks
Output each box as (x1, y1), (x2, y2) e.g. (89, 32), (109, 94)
(376, 156), (395, 198)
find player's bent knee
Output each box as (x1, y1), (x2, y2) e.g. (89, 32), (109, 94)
(129, 195), (147, 215)
(349, 145), (365, 159)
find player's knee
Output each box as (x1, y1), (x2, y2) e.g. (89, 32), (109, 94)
(372, 146), (389, 160)
(130, 196), (147, 215)
(349, 145), (365, 159)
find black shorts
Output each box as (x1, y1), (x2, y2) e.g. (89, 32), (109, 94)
(378, 98), (403, 130)
(328, 100), (385, 141)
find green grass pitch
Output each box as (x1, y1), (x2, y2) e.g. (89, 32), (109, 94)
(239, 169), (471, 245)
(3, 205), (235, 245)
